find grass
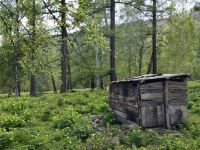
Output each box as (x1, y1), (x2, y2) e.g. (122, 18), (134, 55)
(0, 81), (200, 150)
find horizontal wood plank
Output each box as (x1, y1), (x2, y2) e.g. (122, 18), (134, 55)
(140, 89), (163, 93)
(168, 92), (187, 101)
(141, 100), (163, 107)
(141, 93), (163, 101)
(140, 82), (163, 89)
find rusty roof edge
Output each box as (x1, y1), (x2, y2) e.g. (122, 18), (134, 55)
(110, 73), (191, 84)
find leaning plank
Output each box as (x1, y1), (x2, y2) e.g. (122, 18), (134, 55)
(112, 109), (128, 119)
(116, 115), (139, 125)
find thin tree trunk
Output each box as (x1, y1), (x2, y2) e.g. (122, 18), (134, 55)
(103, 0), (109, 26)
(30, 0), (36, 96)
(15, 0), (20, 97)
(147, 52), (153, 74)
(30, 75), (36, 96)
(139, 46), (143, 76)
(100, 77), (104, 89)
(15, 49), (20, 96)
(96, 76), (104, 89)
(110, 0), (117, 82)
(152, 0), (157, 74)
(96, 48), (102, 89)
(133, 48), (138, 76)
(128, 47), (132, 78)
(90, 75), (95, 89)
(51, 75), (57, 93)
(60, 0), (68, 92)
(67, 53), (72, 90)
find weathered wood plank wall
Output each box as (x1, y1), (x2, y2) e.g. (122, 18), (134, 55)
(109, 82), (139, 124)
(109, 75), (188, 128)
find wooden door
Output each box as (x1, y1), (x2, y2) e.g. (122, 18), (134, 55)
(140, 82), (165, 127)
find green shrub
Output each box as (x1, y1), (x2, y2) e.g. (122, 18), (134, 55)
(13, 129), (32, 143)
(74, 105), (91, 114)
(53, 107), (83, 129)
(86, 133), (110, 150)
(120, 129), (145, 148)
(59, 136), (84, 150)
(52, 130), (65, 142)
(41, 110), (52, 122)
(23, 111), (33, 122)
(28, 136), (49, 150)
(0, 89), (199, 149)
(1, 100), (28, 114)
(57, 99), (64, 107)
(0, 114), (26, 131)
(193, 108), (200, 115)
(188, 102), (193, 109)
(144, 129), (161, 145)
(160, 135), (190, 150)
(104, 112), (118, 125)
(186, 125), (200, 139)
(189, 93), (200, 102)
(72, 123), (94, 141)
(0, 133), (12, 149)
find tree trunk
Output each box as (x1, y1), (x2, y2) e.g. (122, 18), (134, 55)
(152, 0), (157, 74)
(30, 0), (36, 96)
(51, 75), (57, 93)
(103, 0), (109, 26)
(96, 76), (104, 89)
(96, 48), (103, 89)
(110, 0), (117, 82)
(60, 0), (71, 92)
(15, 54), (20, 96)
(67, 53), (72, 90)
(15, 0), (20, 97)
(147, 52), (153, 74)
(100, 77), (104, 89)
(139, 46), (143, 76)
(128, 47), (132, 78)
(90, 75), (95, 89)
(30, 74), (36, 96)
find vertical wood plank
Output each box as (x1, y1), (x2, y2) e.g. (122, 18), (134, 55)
(163, 80), (170, 129)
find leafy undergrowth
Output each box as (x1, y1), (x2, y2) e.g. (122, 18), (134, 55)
(0, 82), (200, 150)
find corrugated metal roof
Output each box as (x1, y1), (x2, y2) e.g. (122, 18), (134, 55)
(111, 73), (190, 84)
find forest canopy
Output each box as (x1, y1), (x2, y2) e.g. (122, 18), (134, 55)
(0, 0), (199, 96)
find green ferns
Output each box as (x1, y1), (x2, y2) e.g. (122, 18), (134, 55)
(0, 85), (200, 150)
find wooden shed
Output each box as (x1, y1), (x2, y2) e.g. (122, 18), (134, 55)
(109, 74), (190, 128)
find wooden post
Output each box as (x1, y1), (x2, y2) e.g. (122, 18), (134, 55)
(163, 80), (170, 129)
